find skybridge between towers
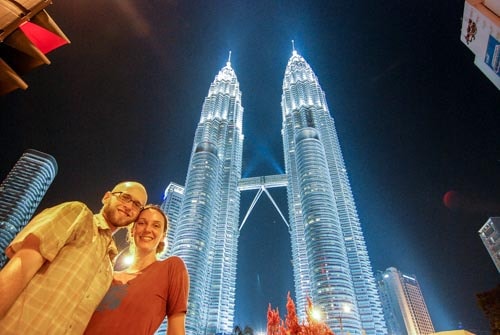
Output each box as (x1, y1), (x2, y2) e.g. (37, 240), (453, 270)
(169, 48), (388, 335)
(238, 174), (289, 231)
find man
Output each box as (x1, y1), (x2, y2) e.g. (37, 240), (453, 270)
(0, 181), (147, 335)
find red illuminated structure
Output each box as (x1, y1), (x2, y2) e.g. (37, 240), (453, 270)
(267, 293), (335, 335)
(0, 0), (69, 95)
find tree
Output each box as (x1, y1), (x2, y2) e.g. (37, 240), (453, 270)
(267, 304), (285, 335)
(477, 284), (500, 335)
(233, 325), (242, 335)
(286, 292), (302, 335)
(267, 292), (334, 335)
(234, 324), (254, 335)
(243, 326), (254, 335)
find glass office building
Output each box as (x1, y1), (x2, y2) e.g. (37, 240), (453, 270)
(281, 50), (386, 335)
(160, 182), (185, 257)
(166, 49), (386, 335)
(0, 149), (57, 268)
(155, 182), (186, 335)
(478, 217), (500, 273)
(377, 267), (435, 335)
(170, 57), (244, 335)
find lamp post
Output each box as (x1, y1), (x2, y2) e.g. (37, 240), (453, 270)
(338, 304), (351, 335)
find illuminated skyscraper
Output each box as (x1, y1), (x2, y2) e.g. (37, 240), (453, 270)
(160, 182), (185, 256)
(167, 49), (386, 335)
(156, 183), (186, 335)
(281, 49), (386, 335)
(170, 55), (244, 335)
(377, 267), (435, 335)
(0, 149), (57, 268)
(478, 217), (500, 273)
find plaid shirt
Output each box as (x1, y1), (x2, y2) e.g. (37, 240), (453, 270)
(0, 201), (118, 335)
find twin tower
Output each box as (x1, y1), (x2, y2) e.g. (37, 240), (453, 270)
(163, 49), (387, 335)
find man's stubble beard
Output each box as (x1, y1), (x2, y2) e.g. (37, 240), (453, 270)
(102, 204), (135, 229)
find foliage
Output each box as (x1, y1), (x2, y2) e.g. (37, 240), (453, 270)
(234, 325), (254, 335)
(477, 284), (500, 335)
(267, 292), (334, 335)
(243, 326), (254, 335)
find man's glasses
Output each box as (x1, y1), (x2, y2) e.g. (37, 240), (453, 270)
(111, 192), (144, 211)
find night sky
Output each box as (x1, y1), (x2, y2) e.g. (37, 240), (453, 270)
(1, 1), (499, 333)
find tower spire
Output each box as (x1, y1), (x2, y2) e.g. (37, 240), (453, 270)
(291, 40), (297, 56)
(227, 50), (232, 67)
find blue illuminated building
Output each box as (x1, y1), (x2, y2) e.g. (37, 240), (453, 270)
(166, 48), (386, 335)
(281, 49), (386, 334)
(0, 149), (57, 268)
(160, 182), (185, 256)
(155, 182), (186, 335)
(170, 55), (244, 335)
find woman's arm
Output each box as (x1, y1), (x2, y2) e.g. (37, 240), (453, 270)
(167, 313), (186, 335)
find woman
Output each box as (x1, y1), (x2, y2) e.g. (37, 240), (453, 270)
(84, 205), (189, 335)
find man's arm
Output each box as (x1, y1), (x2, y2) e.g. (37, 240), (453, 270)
(0, 234), (45, 318)
(167, 313), (186, 335)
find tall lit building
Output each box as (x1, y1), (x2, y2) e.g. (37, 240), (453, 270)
(167, 48), (386, 335)
(155, 183), (186, 335)
(377, 267), (435, 335)
(160, 182), (185, 256)
(460, 0), (500, 89)
(170, 55), (244, 335)
(280, 48), (386, 335)
(0, 149), (58, 268)
(478, 217), (500, 273)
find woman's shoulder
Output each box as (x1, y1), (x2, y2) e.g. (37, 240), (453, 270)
(158, 256), (188, 272)
(160, 255), (186, 266)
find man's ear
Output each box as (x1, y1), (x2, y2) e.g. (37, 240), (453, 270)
(101, 191), (112, 204)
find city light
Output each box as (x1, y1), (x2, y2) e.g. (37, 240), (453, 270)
(114, 247), (133, 270)
(311, 306), (323, 321)
(342, 304), (351, 314)
(122, 254), (133, 267)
